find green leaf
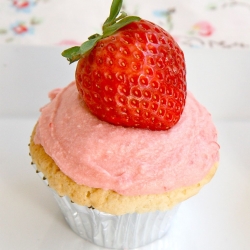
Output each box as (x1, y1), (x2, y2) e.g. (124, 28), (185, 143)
(61, 35), (102, 64)
(79, 36), (102, 55)
(61, 46), (82, 63)
(88, 33), (101, 40)
(103, 0), (123, 28)
(61, 46), (80, 58)
(103, 16), (141, 38)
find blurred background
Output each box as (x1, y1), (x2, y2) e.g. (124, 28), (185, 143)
(1, 0), (250, 49)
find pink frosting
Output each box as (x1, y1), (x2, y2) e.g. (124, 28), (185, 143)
(34, 82), (219, 196)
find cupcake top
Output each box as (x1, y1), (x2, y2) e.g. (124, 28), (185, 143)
(34, 81), (219, 196)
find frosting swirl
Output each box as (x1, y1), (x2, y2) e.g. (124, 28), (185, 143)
(35, 82), (219, 196)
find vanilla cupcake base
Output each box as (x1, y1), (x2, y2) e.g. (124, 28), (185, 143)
(30, 128), (218, 215)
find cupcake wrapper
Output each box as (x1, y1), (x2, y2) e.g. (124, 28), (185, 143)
(34, 165), (179, 249)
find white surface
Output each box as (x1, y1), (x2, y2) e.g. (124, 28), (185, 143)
(1, 45), (250, 250)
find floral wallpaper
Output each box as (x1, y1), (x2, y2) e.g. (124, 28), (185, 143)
(0, 0), (250, 49)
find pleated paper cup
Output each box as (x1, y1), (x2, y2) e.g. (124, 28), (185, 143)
(34, 165), (179, 249)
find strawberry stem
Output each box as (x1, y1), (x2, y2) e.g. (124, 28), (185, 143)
(62, 0), (140, 64)
(103, 0), (123, 28)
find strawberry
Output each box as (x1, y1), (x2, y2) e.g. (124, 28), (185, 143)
(62, 0), (186, 130)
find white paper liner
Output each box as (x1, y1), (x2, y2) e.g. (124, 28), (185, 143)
(34, 165), (180, 249)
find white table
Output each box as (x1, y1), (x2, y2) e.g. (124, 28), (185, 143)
(1, 45), (250, 250)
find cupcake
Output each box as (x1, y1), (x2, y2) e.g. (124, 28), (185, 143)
(29, 0), (219, 249)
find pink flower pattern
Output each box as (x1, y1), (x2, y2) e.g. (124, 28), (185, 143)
(12, 0), (36, 12)
(13, 0), (30, 9)
(191, 21), (215, 37)
(0, 0), (249, 49)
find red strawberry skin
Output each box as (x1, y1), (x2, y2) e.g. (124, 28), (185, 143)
(75, 19), (186, 130)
